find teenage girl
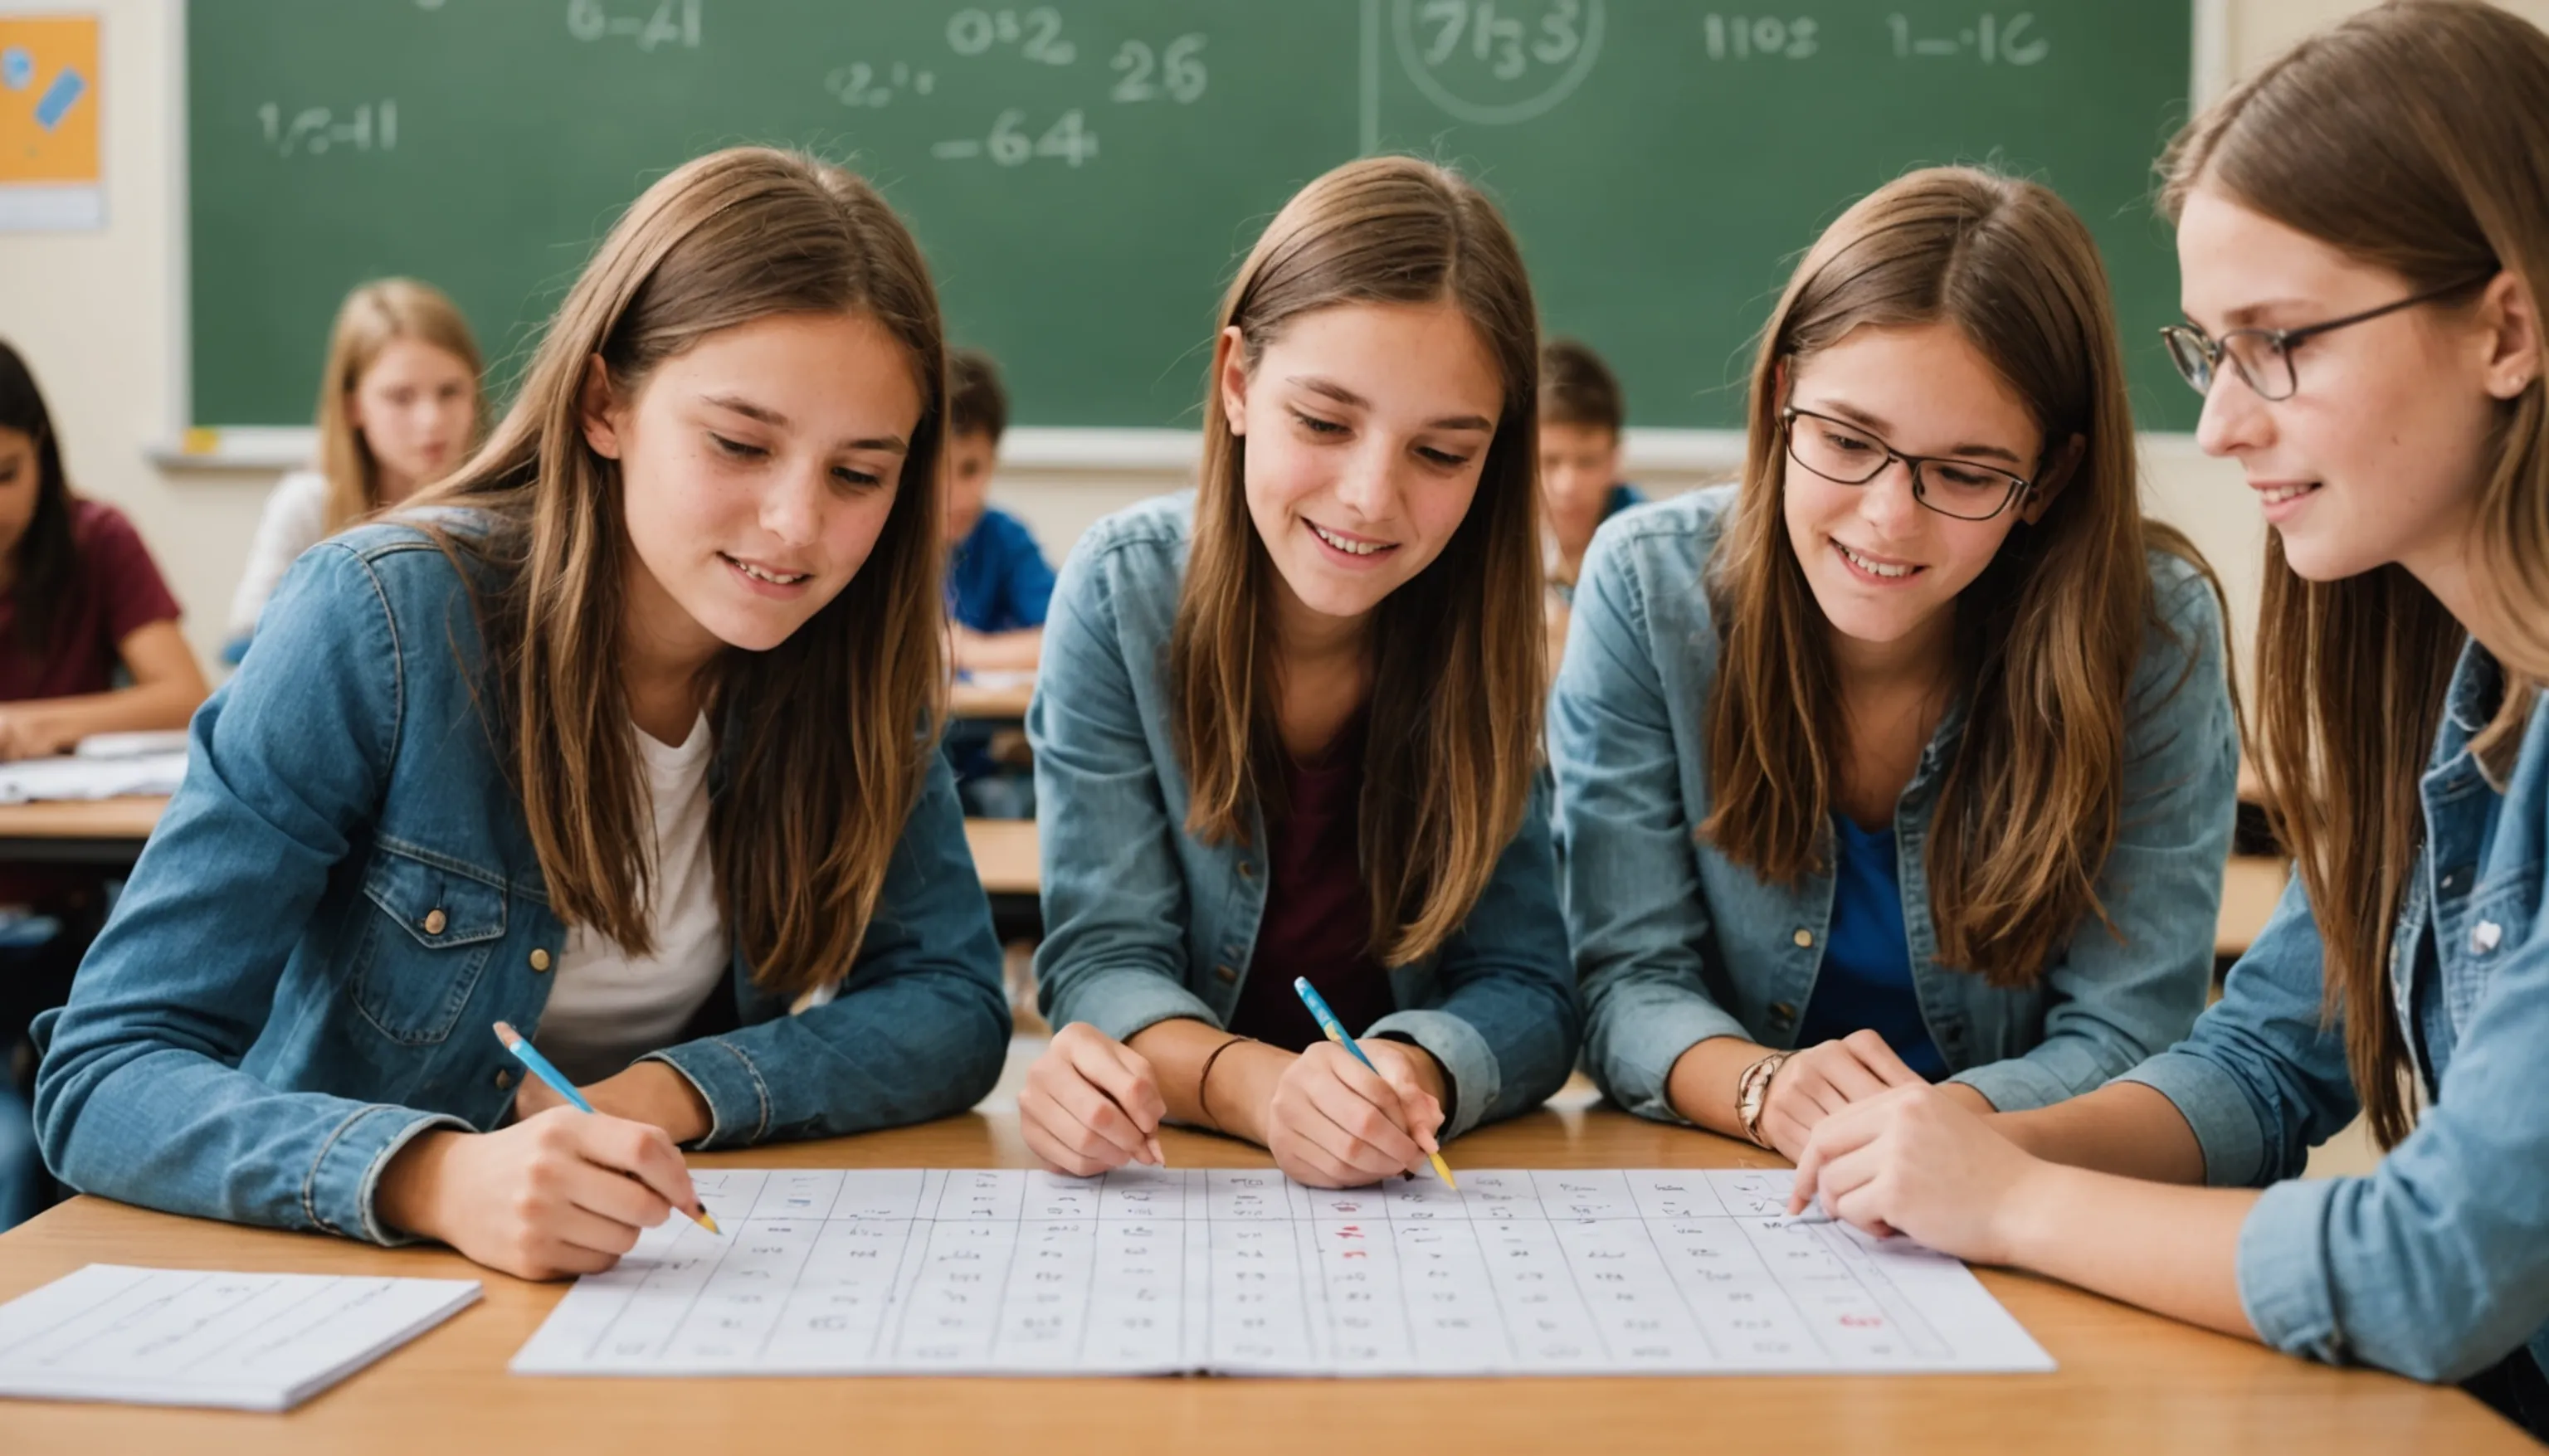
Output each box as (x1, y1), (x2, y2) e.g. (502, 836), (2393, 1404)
(36, 149), (1009, 1280)
(1019, 157), (1580, 1189)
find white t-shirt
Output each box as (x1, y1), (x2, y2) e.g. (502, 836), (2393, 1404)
(534, 713), (729, 1085)
(227, 469), (332, 644)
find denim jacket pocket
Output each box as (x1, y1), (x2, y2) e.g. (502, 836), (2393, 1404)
(350, 840), (508, 1045)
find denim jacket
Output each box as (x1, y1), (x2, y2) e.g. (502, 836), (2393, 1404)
(1026, 494), (1581, 1137)
(2119, 642), (2549, 1385)
(33, 519), (1009, 1245)
(1554, 486), (2237, 1120)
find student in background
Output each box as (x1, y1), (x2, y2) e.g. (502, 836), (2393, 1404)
(1555, 168), (2237, 1161)
(938, 348), (1051, 819)
(36, 149), (1008, 1280)
(1538, 337), (1643, 605)
(942, 348), (1054, 674)
(0, 342), (207, 761)
(1783, 5), (2549, 1434)
(225, 278), (483, 660)
(1020, 157), (1579, 1189)
(0, 338), (209, 1230)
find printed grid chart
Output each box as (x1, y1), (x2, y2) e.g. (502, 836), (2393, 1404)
(511, 1167), (2054, 1377)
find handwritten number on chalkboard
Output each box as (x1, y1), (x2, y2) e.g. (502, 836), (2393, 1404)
(1021, 8), (1076, 65)
(1114, 37), (1206, 105)
(1421, 0), (1468, 64)
(1533, 0), (1583, 65)
(1111, 40), (1157, 100)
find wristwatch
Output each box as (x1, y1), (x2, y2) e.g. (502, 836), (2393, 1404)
(1734, 1050), (1790, 1149)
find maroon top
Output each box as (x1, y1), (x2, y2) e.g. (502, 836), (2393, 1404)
(1226, 717), (1396, 1052)
(0, 499), (183, 911)
(0, 499), (183, 702)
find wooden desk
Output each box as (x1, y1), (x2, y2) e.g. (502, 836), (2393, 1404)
(949, 678), (1034, 720)
(2218, 855), (2290, 960)
(0, 1108), (2518, 1454)
(0, 797), (1048, 903)
(0, 796), (165, 869)
(961, 817), (1039, 897)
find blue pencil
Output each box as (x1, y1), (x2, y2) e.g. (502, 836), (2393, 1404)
(492, 1021), (721, 1234)
(1290, 978), (1457, 1190)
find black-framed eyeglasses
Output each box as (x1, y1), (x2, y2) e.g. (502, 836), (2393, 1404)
(1779, 407), (2033, 523)
(2159, 273), (2494, 402)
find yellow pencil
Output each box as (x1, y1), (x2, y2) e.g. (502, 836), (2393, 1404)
(1290, 978), (1457, 1190)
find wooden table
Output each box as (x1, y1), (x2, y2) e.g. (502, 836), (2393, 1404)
(2218, 855), (2289, 960)
(0, 796), (165, 869)
(0, 1107), (2519, 1454)
(948, 678), (1034, 720)
(0, 796), (1042, 898)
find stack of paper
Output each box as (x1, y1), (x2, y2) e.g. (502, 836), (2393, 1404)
(0, 1264), (480, 1411)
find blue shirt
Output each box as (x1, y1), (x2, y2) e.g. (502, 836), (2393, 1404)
(2118, 641), (2549, 1387)
(1796, 815), (1946, 1078)
(1554, 486), (2237, 1122)
(947, 507), (1055, 635)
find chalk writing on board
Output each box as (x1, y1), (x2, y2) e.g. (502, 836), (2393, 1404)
(946, 7), (1077, 66)
(1109, 34), (1208, 104)
(1703, 15), (1821, 60)
(1395, 0), (1606, 126)
(567, 0), (703, 52)
(826, 61), (938, 109)
(255, 101), (397, 158)
(1889, 12), (2049, 64)
(932, 108), (1098, 167)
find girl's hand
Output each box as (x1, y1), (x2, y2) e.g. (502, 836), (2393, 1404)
(1788, 1083), (2044, 1264)
(1265, 1040), (1444, 1188)
(375, 1108), (705, 1280)
(1759, 1030), (1928, 1158)
(1019, 1022), (1167, 1176)
(0, 705), (67, 762)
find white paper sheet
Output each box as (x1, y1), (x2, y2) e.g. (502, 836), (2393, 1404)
(513, 1167), (2053, 1377)
(0, 749), (187, 804)
(0, 1264), (482, 1410)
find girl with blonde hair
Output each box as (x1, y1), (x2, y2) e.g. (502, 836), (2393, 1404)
(224, 278), (482, 658)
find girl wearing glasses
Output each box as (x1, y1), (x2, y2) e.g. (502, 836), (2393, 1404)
(1552, 165), (2239, 1164)
(1783, 2), (2549, 1430)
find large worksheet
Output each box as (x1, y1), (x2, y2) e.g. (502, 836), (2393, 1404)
(512, 1167), (2053, 1377)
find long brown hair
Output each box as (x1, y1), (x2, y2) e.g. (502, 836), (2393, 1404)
(0, 338), (77, 660)
(1170, 156), (1545, 967)
(2162, 0), (2549, 1146)
(1704, 166), (2228, 989)
(415, 148), (950, 999)
(314, 278), (484, 533)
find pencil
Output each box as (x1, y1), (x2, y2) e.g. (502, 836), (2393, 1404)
(1289, 977), (1458, 1191)
(491, 1021), (722, 1235)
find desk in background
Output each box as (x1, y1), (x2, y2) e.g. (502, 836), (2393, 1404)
(0, 799), (1041, 918)
(0, 1105), (2521, 1454)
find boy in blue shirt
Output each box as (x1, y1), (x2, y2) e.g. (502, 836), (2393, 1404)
(940, 349), (1051, 817)
(943, 349), (1053, 670)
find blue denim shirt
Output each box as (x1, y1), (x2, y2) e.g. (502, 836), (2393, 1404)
(1554, 486), (2237, 1120)
(2119, 642), (2549, 1385)
(1026, 494), (1581, 1137)
(32, 519), (1009, 1245)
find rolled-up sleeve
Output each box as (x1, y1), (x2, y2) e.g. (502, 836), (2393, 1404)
(2227, 869), (2549, 1382)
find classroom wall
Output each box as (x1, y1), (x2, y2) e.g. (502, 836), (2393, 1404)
(4, 0), (2545, 680)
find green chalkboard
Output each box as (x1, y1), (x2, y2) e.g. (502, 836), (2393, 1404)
(188, 2), (2196, 431)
